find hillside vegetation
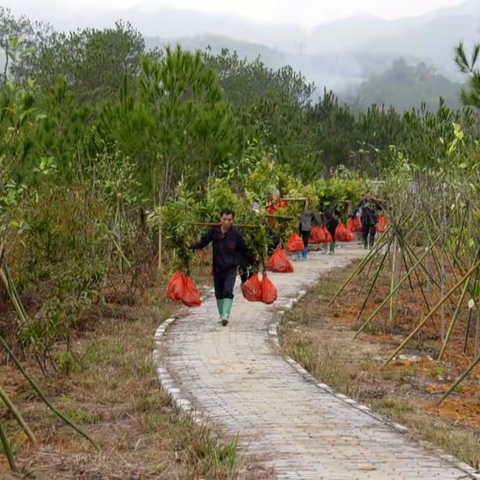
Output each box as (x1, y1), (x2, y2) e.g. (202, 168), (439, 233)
(1, 3), (480, 476)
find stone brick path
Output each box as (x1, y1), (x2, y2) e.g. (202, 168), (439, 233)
(160, 245), (480, 479)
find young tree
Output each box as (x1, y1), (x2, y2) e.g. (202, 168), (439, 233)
(0, 7), (33, 83)
(455, 41), (480, 108)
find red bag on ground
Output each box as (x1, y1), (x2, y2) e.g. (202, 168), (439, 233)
(376, 216), (389, 233)
(267, 247), (294, 273)
(261, 274), (278, 305)
(309, 226), (326, 245)
(242, 273), (263, 302)
(335, 223), (355, 242)
(167, 270), (186, 302)
(182, 277), (202, 307)
(347, 216), (362, 233)
(286, 233), (305, 253)
(320, 226), (333, 243)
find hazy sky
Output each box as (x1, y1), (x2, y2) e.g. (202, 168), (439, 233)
(2, 0), (469, 29)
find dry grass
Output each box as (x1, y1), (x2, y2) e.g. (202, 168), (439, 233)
(0, 265), (266, 479)
(280, 262), (480, 470)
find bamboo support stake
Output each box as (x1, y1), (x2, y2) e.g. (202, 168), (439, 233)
(0, 335), (98, 449)
(454, 199), (469, 259)
(402, 246), (431, 314)
(327, 230), (392, 307)
(403, 241), (457, 310)
(191, 222), (263, 228)
(0, 418), (16, 472)
(265, 215), (296, 220)
(354, 238), (440, 339)
(446, 245), (478, 309)
(438, 274), (472, 361)
(359, 217), (423, 296)
(381, 260), (480, 369)
(475, 302), (480, 358)
(440, 249), (480, 360)
(441, 183), (447, 342)
(0, 384), (36, 444)
(464, 307), (474, 354)
(158, 215), (162, 272)
(438, 351), (480, 406)
(356, 235), (394, 323)
(389, 234), (399, 325)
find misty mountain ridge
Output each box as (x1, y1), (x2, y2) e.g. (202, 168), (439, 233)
(4, 0), (479, 110)
(138, 0), (479, 84)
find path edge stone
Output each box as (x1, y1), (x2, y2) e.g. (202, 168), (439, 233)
(270, 288), (480, 480)
(152, 289), (215, 427)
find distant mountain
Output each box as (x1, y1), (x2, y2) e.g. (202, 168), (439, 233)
(145, 35), (426, 94)
(146, 35), (289, 70)
(138, 1), (478, 84)
(346, 58), (463, 111)
(63, 5), (307, 54)
(357, 14), (479, 80)
(309, 14), (425, 55)
(3, 0), (477, 108)
(308, 1), (479, 80)
(428, 0), (478, 17)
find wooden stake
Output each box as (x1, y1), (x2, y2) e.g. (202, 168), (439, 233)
(382, 260), (480, 369)
(191, 222), (263, 228)
(158, 215), (162, 272)
(355, 237), (441, 339)
(438, 274), (471, 361)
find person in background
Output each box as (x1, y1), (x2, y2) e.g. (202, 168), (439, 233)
(190, 208), (256, 326)
(267, 188), (288, 215)
(353, 192), (383, 250)
(324, 204), (342, 255)
(294, 202), (320, 261)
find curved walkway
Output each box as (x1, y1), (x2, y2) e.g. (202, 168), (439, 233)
(161, 245), (479, 479)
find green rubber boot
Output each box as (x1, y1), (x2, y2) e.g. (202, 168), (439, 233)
(222, 298), (233, 326)
(216, 299), (224, 320)
(329, 242), (336, 255)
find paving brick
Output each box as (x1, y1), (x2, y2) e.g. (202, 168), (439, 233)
(163, 245), (478, 479)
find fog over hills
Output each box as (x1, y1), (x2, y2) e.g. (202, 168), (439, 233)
(3, 0), (479, 108)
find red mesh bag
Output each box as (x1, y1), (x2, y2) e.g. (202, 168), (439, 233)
(286, 233), (305, 253)
(376, 216), (389, 233)
(320, 226), (333, 243)
(335, 223), (355, 242)
(347, 216), (362, 233)
(261, 274), (278, 305)
(182, 277), (202, 307)
(309, 226), (326, 245)
(167, 271), (185, 302)
(267, 247), (294, 273)
(241, 273), (263, 302)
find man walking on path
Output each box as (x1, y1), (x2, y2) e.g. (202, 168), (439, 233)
(353, 193), (383, 250)
(190, 209), (256, 326)
(324, 204), (341, 255)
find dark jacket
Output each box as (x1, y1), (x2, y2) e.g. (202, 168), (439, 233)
(354, 198), (382, 226)
(190, 226), (256, 273)
(324, 206), (341, 230)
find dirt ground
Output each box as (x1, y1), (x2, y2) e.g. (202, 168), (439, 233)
(281, 256), (480, 470)
(0, 254), (273, 480)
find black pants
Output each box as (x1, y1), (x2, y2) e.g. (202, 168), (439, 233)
(214, 267), (237, 300)
(327, 223), (337, 243)
(362, 224), (376, 246)
(301, 231), (311, 248)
